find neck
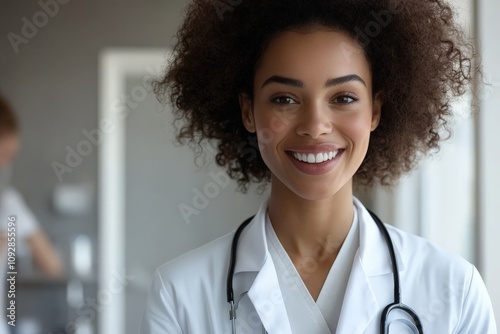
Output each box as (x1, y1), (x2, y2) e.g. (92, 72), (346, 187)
(267, 177), (354, 260)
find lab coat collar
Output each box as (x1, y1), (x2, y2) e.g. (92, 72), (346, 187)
(247, 255), (293, 333)
(336, 197), (406, 333)
(233, 196), (405, 276)
(234, 198), (293, 333)
(353, 197), (406, 276)
(232, 196), (406, 333)
(233, 197), (270, 275)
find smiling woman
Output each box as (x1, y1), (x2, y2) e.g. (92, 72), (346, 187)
(139, 0), (496, 333)
(239, 29), (380, 204)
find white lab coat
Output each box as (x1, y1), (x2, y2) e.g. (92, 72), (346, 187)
(139, 198), (497, 333)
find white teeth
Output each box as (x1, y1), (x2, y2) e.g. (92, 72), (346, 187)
(292, 150), (340, 164)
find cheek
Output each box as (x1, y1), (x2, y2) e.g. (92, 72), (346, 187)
(339, 114), (373, 147)
(254, 110), (293, 147)
(0, 146), (13, 160)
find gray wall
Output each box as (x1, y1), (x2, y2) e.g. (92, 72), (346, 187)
(478, 0), (500, 323)
(0, 0), (189, 332)
(0, 0), (188, 231)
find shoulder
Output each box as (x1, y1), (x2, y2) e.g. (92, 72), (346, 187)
(1, 187), (23, 205)
(354, 195), (471, 278)
(385, 225), (476, 312)
(0, 187), (39, 235)
(385, 223), (472, 275)
(1, 187), (33, 216)
(155, 230), (235, 290)
(385, 225), (496, 331)
(142, 230), (239, 333)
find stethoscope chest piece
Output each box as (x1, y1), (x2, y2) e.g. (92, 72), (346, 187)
(387, 320), (420, 334)
(381, 302), (423, 334)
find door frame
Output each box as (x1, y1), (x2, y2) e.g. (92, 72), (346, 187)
(98, 48), (170, 334)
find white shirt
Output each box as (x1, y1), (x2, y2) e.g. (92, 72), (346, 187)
(0, 187), (40, 334)
(266, 207), (359, 333)
(0, 187), (39, 242)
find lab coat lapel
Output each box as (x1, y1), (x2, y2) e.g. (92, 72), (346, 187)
(336, 253), (379, 333)
(247, 256), (293, 334)
(336, 198), (406, 333)
(233, 199), (293, 334)
(233, 200), (269, 274)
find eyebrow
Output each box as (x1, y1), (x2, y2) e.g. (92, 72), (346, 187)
(261, 74), (366, 88)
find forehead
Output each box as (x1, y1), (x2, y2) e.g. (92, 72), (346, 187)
(254, 29), (372, 89)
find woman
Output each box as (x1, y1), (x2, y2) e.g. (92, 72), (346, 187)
(140, 0), (496, 333)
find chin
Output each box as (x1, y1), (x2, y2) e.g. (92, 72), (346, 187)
(289, 181), (344, 202)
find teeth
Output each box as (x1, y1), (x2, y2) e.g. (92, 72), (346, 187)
(292, 150), (340, 164)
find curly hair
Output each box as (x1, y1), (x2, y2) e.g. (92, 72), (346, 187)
(156, 0), (477, 191)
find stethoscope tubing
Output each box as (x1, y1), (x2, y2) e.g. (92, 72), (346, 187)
(227, 210), (424, 333)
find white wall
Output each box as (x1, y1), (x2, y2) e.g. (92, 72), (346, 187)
(478, 0), (500, 323)
(373, 0), (476, 260)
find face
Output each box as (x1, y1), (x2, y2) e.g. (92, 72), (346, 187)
(240, 28), (382, 201)
(0, 133), (20, 171)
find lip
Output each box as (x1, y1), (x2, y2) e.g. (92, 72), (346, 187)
(286, 148), (344, 175)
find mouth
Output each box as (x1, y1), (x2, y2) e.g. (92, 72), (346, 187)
(290, 150), (341, 164)
(284, 142), (345, 175)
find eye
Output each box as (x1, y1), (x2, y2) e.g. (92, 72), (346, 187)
(333, 94), (358, 104)
(272, 96), (297, 104)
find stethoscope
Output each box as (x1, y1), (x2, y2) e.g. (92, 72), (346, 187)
(226, 210), (424, 334)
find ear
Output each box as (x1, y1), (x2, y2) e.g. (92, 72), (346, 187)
(371, 91), (383, 131)
(239, 92), (256, 133)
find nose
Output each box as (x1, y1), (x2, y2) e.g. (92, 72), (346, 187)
(295, 101), (333, 139)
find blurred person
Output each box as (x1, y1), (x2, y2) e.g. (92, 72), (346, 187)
(0, 93), (63, 333)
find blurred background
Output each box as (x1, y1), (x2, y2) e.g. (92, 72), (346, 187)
(0, 0), (498, 333)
